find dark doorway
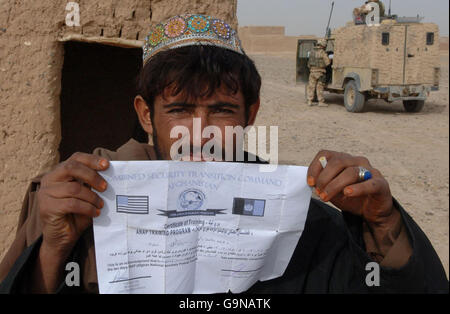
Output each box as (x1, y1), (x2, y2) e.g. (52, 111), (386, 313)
(59, 41), (148, 161)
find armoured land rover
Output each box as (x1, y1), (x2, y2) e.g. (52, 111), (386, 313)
(296, 17), (441, 113)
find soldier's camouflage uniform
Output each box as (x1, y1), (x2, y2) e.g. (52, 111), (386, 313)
(307, 46), (331, 104)
(354, 0), (385, 18)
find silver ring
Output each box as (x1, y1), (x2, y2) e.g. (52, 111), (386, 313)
(358, 166), (372, 182)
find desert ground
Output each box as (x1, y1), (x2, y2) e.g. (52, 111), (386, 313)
(249, 52), (449, 275)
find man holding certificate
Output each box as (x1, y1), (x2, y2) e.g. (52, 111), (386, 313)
(0, 14), (447, 294)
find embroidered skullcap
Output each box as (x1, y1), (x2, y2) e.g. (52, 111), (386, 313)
(143, 14), (244, 64)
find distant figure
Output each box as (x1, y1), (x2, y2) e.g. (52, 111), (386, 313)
(353, 0), (386, 22)
(307, 39), (331, 107)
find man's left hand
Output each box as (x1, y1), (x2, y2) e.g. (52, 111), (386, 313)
(307, 150), (394, 227)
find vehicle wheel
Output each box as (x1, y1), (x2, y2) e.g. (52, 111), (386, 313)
(344, 80), (366, 113)
(403, 100), (425, 113)
(305, 83), (318, 102)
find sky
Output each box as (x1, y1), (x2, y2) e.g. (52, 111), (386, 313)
(237, 0), (449, 36)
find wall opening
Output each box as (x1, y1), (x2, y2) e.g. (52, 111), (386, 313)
(59, 41), (147, 161)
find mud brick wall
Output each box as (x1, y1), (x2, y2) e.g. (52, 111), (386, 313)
(238, 26), (316, 55)
(0, 0), (237, 261)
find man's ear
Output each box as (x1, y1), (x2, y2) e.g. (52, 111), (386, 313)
(246, 98), (260, 126)
(134, 96), (153, 135)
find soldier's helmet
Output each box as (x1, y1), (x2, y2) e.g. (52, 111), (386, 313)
(317, 39), (327, 48)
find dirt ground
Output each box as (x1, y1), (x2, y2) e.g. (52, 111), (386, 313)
(250, 52), (449, 276)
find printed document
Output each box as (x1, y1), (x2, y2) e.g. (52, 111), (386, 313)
(93, 161), (312, 293)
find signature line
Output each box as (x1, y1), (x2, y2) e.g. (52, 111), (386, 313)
(109, 275), (152, 284)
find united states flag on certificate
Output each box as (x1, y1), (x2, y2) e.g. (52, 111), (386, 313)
(116, 195), (149, 214)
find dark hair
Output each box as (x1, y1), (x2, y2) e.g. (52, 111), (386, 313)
(136, 45), (261, 118)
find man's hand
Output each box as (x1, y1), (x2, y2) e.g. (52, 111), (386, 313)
(307, 150), (394, 227)
(33, 152), (109, 292)
(38, 152), (109, 253)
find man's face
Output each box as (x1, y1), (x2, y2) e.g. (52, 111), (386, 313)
(135, 86), (259, 161)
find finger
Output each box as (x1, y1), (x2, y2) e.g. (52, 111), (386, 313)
(45, 152), (108, 180)
(307, 150), (334, 186)
(60, 198), (101, 218)
(343, 176), (390, 199)
(43, 182), (104, 209)
(69, 152), (109, 171)
(316, 155), (371, 191)
(46, 160), (107, 192)
(319, 166), (361, 202)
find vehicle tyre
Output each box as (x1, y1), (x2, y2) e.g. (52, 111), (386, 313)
(344, 80), (366, 113)
(403, 100), (425, 113)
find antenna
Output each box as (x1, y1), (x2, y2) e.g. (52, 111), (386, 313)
(325, 1), (335, 38)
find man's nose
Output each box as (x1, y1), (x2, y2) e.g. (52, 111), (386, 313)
(193, 110), (210, 126)
(192, 111), (212, 146)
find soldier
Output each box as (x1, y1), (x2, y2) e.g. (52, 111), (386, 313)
(353, 0), (386, 19)
(307, 39), (331, 107)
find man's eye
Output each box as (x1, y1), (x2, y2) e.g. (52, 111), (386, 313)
(168, 108), (187, 114)
(212, 108), (234, 114)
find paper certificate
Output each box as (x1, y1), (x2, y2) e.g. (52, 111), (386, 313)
(93, 161), (312, 294)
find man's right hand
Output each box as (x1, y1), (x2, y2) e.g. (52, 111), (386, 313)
(31, 152), (109, 293)
(38, 152), (109, 255)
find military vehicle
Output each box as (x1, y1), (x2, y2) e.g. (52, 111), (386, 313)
(297, 11), (441, 113)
